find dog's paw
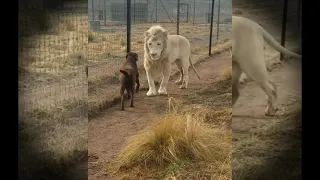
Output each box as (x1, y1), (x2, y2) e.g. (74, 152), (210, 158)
(158, 89), (168, 95)
(146, 90), (158, 97)
(130, 104), (134, 108)
(120, 107), (125, 111)
(175, 79), (183, 85)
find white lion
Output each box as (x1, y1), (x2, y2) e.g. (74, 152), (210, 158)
(143, 25), (201, 96)
(232, 16), (301, 116)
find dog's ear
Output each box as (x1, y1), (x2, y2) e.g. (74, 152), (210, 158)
(125, 53), (129, 59)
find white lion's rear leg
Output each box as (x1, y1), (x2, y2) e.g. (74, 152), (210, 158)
(174, 60), (183, 85)
(237, 35), (277, 116)
(240, 54), (278, 116)
(239, 72), (248, 84)
(259, 80), (277, 116)
(232, 61), (242, 106)
(180, 58), (190, 89)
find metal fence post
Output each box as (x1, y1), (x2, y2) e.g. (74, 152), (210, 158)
(104, 0), (106, 25)
(92, 0), (94, 21)
(187, 4), (189, 22)
(127, 0), (131, 53)
(209, 0), (215, 56)
(156, 0), (158, 22)
(193, 0), (195, 25)
(177, 0), (180, 35)
(216, 0), (220, 42)
(133, 0), (136, 23)
(280, 0), (288, 60)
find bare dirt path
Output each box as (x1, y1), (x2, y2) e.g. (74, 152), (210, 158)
(88, 51), (231, 180)
(232, 59), (302, 179)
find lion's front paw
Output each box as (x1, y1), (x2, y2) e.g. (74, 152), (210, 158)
(158, 88), (168, 95)
(146, 89), (158, 97)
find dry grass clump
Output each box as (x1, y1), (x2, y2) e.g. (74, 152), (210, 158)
(108, 98), (232, 179)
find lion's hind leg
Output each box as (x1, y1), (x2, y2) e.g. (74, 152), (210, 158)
(174, 59), (184, 85)
(179, 57), (190, 89)
(260, 80), (278, 116)
(232, 61), (242, 106)
(240, 49), (278, 116)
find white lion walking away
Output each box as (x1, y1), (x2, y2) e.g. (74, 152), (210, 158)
(143, 25), (201, 97)
(232, 16), (301, 116)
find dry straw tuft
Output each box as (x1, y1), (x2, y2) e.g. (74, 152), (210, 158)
(108, 97), (232, 179)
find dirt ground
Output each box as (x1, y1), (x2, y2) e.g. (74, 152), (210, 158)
(88, 51), (232, 180)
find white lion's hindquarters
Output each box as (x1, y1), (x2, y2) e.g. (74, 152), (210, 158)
(232, 16), (301, 116)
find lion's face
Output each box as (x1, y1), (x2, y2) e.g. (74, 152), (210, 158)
(144, 26), (168, 61)
(146, 37), (165, 60)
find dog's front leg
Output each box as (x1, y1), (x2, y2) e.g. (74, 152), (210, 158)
(120, 86), (125, 111)
(135, 73), (140, 93)
(145, 68), (158, 97)
(158, 64), (171, 95)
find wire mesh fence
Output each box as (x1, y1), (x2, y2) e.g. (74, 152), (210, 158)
(18, 1), (88, 179)
(88, 0), (232, 117)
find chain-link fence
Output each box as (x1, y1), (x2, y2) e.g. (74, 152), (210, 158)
(18, 1), (88, 179)
(88, 0), (232, 118)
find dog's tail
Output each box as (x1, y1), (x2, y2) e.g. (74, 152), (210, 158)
(120, 70), (130, 79)
(189, 57), (201, 80)
(260, 26), (301, 59)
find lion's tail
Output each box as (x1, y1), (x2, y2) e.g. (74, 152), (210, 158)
(260, 26), (301, 59)
(189, 57), (201, 80)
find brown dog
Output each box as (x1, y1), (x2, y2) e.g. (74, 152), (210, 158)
(119, 52), (140, 111)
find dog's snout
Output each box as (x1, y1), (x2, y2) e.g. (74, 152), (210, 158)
(151, 53), (157, 57)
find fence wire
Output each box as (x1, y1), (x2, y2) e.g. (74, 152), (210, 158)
(88, 0), (231, 118)
(18, 1), (88, 179)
